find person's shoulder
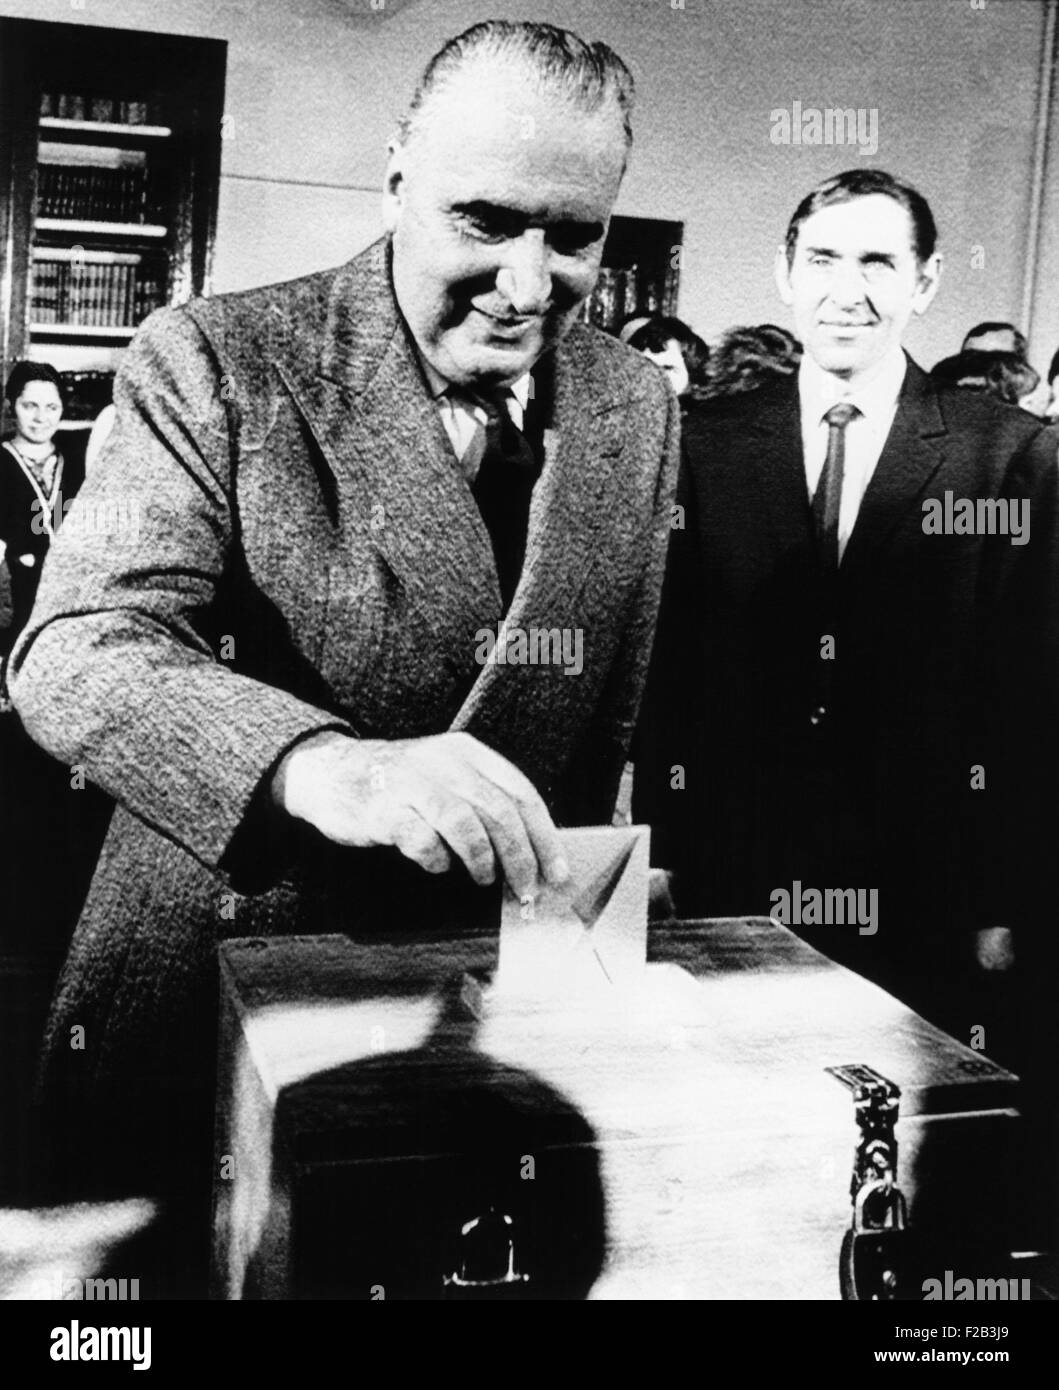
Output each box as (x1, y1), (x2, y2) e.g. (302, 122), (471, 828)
(0, 439), (21, 484)
(924, 372), (1058, 452)
(910, 363), (1059, 489)
(130, 238), (389, 365)
(561, 321), (672, 404)
(187, 239), (387, 340)
(55, 428), (87, 485)
(682, 375), (798, 436)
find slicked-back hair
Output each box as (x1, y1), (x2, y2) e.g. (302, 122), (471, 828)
(394, 21), (635, 156)
(785, 168), (938, 267)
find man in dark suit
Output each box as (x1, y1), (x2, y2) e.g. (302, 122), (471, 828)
(7, 21), (678, 1290)
(636, 169), (1059, 1060)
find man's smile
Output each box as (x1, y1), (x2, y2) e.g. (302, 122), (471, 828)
(473, 306), (542, 336)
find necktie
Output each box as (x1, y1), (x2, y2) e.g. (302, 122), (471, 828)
(812, 402), (860, 571)
(470, 391), (541, 610)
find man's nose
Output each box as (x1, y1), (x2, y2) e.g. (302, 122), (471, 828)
(496, 231), (551, 313)
(825, 260), (869, 310)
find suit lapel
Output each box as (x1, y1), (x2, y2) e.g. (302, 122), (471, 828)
(274, 238), (501, 619)
(506, 325), (629, 624)
(841, 357), (948, 574)
(452, 324), (633, 735)
(742, 377), (816, 553)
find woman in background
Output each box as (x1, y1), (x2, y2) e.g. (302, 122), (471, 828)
(0, 362), (105, 1201)
(0, 361), (85, 662)
(626, 315), (710, 405)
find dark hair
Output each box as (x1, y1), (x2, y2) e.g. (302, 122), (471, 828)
(930, 349), (1039, 407)
(785, 168), (938, 266)
(4, 359), (65, 408)
(1049, 347), (1059, 386)
(961, 322), (1028, 359)
(396, 21), (635, 155)
(700, 324), (802, 400)
(627, 315), (710, 389)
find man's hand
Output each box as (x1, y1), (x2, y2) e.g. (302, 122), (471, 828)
(272, 729), (568, 897)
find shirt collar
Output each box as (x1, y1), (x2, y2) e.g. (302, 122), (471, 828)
(416, 348), (531, 411)
(798, 345), (907, 425)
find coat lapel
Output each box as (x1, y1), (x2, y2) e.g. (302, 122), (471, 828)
(451, 324), (635, 738)
(506, 324), (630, 623)
(841, 356), (948, 574)
(741, 377), (816, 553)
(273, 238), (501, 620)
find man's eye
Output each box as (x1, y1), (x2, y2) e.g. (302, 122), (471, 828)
(549, 226), (600, 255)
(458, 212), (518, 242)
(462, 218), (500, 241)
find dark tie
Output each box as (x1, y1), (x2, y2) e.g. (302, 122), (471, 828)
(471, 391), (541, 610)
(812, 402), (860, 571)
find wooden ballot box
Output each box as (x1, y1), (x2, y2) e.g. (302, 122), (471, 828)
(211, 920), (1020, 1300)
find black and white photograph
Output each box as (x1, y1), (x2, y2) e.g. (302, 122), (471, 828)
(0, 0), (1056, 1362)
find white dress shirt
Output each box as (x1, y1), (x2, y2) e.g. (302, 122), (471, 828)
(417, 354), (531, 483)
(798, 346), (906, 560)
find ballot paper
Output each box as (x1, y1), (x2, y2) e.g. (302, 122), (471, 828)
(495, 825), (650, 995)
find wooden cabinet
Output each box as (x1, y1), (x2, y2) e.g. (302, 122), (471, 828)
(0, 18), (225, 424)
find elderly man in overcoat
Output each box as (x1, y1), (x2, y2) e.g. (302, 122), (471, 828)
(9, 21), (678, 1292)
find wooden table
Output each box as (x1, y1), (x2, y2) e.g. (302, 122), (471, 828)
(211, 918), (1018, 1300)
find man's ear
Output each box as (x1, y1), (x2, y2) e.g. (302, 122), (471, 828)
(381, 140), (406, 234)
(912, 252), (942, 317)
(773, 245), (794, 306)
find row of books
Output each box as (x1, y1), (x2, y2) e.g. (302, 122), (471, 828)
(37, 164), (162, 224)
(31, 260), (166, 328)
(583, 265), (665, 333)
(40, 92), (158, 125)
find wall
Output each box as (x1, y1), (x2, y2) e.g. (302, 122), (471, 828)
(1, 0), (1055, 371)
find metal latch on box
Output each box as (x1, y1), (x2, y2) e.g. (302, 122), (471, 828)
(827, 1063), (918, 1300)
(442, 1209), (530, 1300)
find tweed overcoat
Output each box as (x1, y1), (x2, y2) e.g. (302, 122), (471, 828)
(9, 237), (679, 1196)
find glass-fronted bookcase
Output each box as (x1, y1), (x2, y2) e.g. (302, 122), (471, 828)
(582, 214), (684, 334)
(0, 17), (226, 428)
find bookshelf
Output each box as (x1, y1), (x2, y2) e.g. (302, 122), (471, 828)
(582, 215), (684, 335)
(0, 18), (226, 424)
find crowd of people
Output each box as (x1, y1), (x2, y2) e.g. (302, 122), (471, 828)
(618, 310), (1059, 420)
